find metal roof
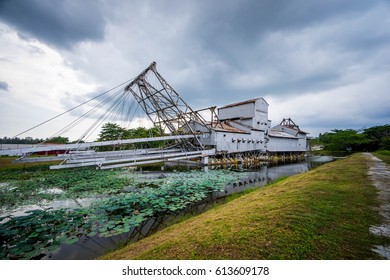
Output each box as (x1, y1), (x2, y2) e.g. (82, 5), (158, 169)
(277, 118), (309, 134)
(268, 130), (298, 139)
(207, 122), (249, 134)
(218, 98), (264, 110)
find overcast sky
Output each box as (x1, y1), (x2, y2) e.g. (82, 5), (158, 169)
(0, 0), (389, 140)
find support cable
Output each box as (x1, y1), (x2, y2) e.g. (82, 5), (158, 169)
(48, 87), (125, 141)
(55, 88), (129, 164)
(76, 88), (129, 143)
(13, 78), (137, 138)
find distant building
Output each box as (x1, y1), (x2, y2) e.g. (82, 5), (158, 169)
(267, 118), (309, 153)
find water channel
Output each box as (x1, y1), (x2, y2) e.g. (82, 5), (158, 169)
(41, 157), (330, 260)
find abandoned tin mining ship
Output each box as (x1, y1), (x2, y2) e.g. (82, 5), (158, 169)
(0, 62), (309, 169)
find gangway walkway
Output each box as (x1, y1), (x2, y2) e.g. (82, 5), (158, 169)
(0, 134), (196, 156)
(0, 134), (215, 169)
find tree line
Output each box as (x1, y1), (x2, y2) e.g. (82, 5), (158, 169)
(0, 136), (70, 144)
(0, 123), (162, 147)
(310, 124), (390, 152)
(96, 122), (164, 150)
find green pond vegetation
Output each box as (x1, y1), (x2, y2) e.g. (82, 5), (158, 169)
(0, 159), (244, 259)
(0, 166), (131, 209)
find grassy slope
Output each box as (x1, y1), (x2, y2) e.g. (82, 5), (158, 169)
(0, 157), (60, 170)
(373, 150), (390, 165)
(100, 154), (387, 260)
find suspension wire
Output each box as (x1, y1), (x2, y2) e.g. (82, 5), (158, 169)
(19, 86), (127, 163)
(77, 88), (131, 143)
(119, 90), (128, 128)
(123, 94), (138, 130)
(121, 93), (131, 129)
(57, 87), (129, 162)
(69, 87), (126, 142)
(77, 100), (120, 143)
(48, 88), (128, 165)
(52, 87), (128, 161)
(70, 88), (141, 151)
(109, 92), (125, 128)
(13, 77), (137, 138)
(39, 86), (126, 147)
(116, 92), (133, 150)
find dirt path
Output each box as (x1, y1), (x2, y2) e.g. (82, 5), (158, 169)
(364, 153), (390, 259)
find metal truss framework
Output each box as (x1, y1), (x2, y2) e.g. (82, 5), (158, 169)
(125, 62), (210, 150)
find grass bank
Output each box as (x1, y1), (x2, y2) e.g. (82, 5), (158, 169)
(100, 153), (387, 260)
(0, 157), (60, 170)
(373, 150), (390, 165)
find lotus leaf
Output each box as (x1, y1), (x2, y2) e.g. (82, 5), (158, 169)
(0, 169), (245, 259)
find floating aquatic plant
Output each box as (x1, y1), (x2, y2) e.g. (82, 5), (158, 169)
(0, 169), (243, 259)
(0, 167), (134, 210)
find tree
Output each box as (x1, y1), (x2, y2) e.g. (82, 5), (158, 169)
(127, 126), (164, 148)
(381, 136), (390, 150)
(97, 123), (127, 141)
(96, 122), (165, 150)
(46, 136), (69, 144)
(319, 129), (370, 152)
(317, 124), (390, 152)
(0, 136), (43, 144)
(363, 125), (390, 151)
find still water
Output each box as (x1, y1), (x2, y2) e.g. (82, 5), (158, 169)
(44, 158), (327, 260)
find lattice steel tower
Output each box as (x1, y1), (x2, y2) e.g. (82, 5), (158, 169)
(125, 62), (210, 149)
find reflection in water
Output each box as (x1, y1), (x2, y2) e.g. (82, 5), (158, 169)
(212, 162), (309, 198)
(45, 159), (322, 260)
(1, 197), (97, 220)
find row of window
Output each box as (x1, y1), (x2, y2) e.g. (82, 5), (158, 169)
(231, 138), (264, 143)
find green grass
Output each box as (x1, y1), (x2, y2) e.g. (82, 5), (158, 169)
(100, 154), (388, 260)
(373, 150), (390, 166)
(0, 156), (61, 170)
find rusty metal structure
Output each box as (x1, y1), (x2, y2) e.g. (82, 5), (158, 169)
(124, 62), (210, 146)
(125, 63), (209, 133)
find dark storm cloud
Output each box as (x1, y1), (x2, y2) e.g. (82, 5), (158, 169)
(191, 0), (374, 60)
(130, 0), (389, 110)
(0, 81), (9, 91)
(0, 0), (388, 138)
(0, 0), (106, 49)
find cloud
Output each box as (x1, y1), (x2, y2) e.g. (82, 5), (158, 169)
(0, 23), (99, 139)
(0, 80), (9, 91)
(266, 71), (390, 136)
(0, 0), (106, 49)
(0, 0), (389, 140)
(188, 0), (376, 64)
